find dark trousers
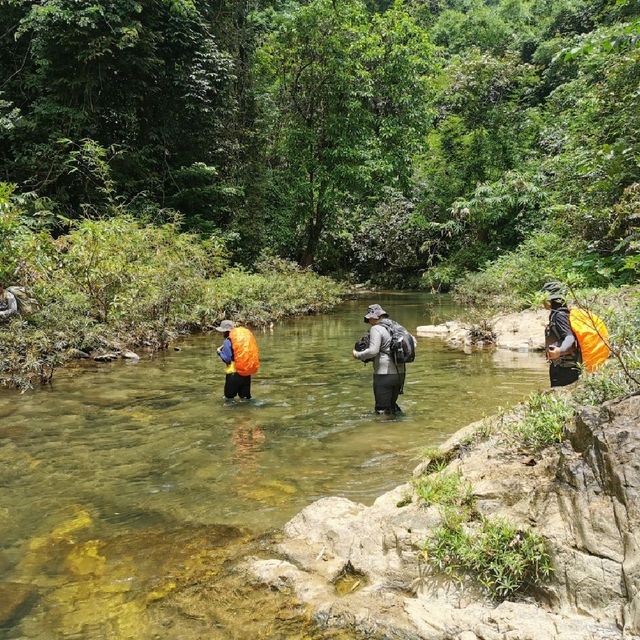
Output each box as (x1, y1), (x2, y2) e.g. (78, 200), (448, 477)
(373, 373), (403, 414)
(224, 373), (252, 399)
(550, 365), (580, 388)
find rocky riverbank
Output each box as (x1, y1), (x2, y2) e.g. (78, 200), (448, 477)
(247, 391), (640, 640)
(416, 309), (548, 352)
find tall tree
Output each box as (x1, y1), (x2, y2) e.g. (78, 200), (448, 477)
(257, 0), (435, 267)
(0, 0), (235, 218)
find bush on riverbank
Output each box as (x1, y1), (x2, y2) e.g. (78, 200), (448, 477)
(198, 256), (344, 327)
(415, 467), (553, 600)
(426, 517), (553, 600)
(0, 189), (345, 389)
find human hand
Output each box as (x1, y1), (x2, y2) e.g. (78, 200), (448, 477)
(216, 346), (222, 353)
(547, 345), (561, 361)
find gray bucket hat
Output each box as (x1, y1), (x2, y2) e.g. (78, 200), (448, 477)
(363, 304), (388, 323)
(215, 319), (235, 332)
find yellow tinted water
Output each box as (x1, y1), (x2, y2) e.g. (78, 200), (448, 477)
(0, 293), (548, 638)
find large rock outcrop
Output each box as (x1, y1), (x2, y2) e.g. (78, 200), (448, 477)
(416, 309), (548, 352)
(248, 393), (640, 640)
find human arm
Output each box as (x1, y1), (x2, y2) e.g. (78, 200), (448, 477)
(217, 338), (233, 364)
(353, 325), (384, 362)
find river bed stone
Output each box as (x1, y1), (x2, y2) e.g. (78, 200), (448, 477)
(417, 309), (548, 353)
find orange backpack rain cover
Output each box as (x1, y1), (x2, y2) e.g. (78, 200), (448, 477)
(229, 327), (260, 376)
(569, 308), (611, 372)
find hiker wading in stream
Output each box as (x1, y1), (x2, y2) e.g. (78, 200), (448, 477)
(352, 304), (415, 415)
(216, 320), (260, 401)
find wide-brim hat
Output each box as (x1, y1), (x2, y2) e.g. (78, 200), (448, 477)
(363, 304), (388, 323)
(215, 319), (235, 332)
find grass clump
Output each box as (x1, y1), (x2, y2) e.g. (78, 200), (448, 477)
(510, 392), (574, 450)
(425, 517), (552, 600)
(419, 446), (448, 463)
(417, 446), (456, 475)
(415, 472), (473, 511)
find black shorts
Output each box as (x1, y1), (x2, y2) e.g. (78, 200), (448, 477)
(224, 373), (252, 399)
(549, 365), (580, 388)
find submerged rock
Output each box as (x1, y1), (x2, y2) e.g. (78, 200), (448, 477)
(16, 523), (251, 639)
(0, 582), (35, 626)
(416, 324), (452, 337)
(68, 348), (91, 359)
(93, 353), (119, 362)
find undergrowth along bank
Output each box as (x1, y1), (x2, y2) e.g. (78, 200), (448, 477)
(0, 192), (345, 389)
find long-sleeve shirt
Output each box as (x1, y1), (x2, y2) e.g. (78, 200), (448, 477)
(546, 307), (579, 367)
(354, 323), (404, 375)
(0, 290), (17, 319)
(218, 337), (233, 365)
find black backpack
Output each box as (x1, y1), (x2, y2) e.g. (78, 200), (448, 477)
(379, 319), (416, 364)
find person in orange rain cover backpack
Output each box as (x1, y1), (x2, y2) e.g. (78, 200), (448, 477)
(215, 320), (260, 401)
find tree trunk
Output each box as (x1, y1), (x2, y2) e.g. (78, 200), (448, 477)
(300, 218), (322, 268)
(300, 177), (327, 268)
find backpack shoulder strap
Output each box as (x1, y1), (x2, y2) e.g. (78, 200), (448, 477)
(375, 319), (393, 354)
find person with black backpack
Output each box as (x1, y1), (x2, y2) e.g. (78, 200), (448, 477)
(352, 303), (416, 415)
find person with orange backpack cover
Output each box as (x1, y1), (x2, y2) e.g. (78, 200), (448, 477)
(215, 319), (260, 400)
(541, 281), (610, 387)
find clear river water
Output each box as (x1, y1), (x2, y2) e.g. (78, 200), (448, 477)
(0, 292), (548, 639)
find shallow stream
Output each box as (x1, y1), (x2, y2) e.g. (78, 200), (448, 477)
(0, 293), (547, 639)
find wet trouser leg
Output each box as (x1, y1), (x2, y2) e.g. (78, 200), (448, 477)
(373, 373), (402, 414)
(549, 365), (580, 388)
(224, 373), (252, 399)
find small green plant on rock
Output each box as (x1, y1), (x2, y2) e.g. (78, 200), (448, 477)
(425, 517), (552, 599)
(417, 446), (455, 474)
(415, 471), (475, 520)
(510, 392), (574, 450)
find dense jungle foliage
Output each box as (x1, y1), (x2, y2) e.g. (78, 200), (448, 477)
(1, 0), (639, 368)
(1, 0), (638, 291)
(0, 182), (344, 388)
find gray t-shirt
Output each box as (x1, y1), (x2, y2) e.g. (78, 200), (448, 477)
(355, 323), (404, 375)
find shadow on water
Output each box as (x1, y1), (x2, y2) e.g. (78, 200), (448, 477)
(0, 292), (548, 638)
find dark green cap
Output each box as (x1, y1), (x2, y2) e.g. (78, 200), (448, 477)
(541, 281), (567, 302)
